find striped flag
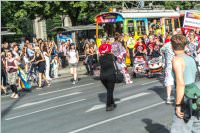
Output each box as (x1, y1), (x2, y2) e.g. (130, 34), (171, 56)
(18, 67), (31, 89)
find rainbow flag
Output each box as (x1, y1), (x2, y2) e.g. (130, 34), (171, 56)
(18, 67), (31, 89)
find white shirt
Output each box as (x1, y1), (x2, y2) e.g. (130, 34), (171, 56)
(43, 52), (50, 61)
(68, 50), (78, 64)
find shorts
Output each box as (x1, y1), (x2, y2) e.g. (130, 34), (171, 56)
(164, 66), (174, 86)
(7, 72), (18, 85)
(69, 63), (78, 68)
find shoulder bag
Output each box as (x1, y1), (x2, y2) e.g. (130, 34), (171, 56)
(113, 56), (124, 83)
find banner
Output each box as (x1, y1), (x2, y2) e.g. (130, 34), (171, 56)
(96, 13), (124, 23)
(183, 11), (200, 29)
(57, 34), (72, 43)
(18, 67), (31, 89)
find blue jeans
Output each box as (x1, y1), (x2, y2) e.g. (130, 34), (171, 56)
(171, 113), (200, 133)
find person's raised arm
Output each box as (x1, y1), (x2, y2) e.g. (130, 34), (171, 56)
(13, 59), (18, 69)
(5, 59), (8, 72)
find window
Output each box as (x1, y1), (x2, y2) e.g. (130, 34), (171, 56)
(137, 20), (146, 35)
(165, 19), (173, 33)
(102, 22), (123, 37)
(115, 22), (123, 34)
(174, 18), (180, 29)
(128, 20), (134, 34)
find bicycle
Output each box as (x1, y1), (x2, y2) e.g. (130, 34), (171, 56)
(27, 62), (39, 87)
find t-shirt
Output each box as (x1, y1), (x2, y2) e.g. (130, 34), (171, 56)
(134, 43), (147, 56)
(27, 48), (35, 57)
(134, 43), (146, 51)
(68, 50), (78, 64)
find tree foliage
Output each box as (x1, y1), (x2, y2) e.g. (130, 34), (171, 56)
(1, 1), (199, 35)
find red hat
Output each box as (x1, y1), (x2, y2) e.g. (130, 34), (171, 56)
(99, 44), (112, 54)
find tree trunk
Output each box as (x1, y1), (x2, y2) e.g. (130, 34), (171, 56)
(68, 8), (80, 26)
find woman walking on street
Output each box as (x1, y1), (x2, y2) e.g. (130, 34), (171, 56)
(99, 43), (117, 111)
(5, 51), (19, 98)
(67, 43), (79, 85)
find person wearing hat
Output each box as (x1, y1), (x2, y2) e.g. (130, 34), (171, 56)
(99, 43), (117, 111)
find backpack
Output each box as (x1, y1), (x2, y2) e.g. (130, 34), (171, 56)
(182, 57), (200, 122)
(185, 82), (200, 111)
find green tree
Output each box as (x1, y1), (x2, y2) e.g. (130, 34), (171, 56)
(2, 1), (199, 37)
(164, 1), (199, 10)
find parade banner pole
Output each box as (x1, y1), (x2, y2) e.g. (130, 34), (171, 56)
(96, 22), (99, 61)
(96, 22), (98, 41)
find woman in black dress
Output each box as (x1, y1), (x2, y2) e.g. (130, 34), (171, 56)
(31, 49), (50, 88)
(99, 44), (117, 111)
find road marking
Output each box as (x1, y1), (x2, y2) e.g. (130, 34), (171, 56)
(86, 92), (150, 112)
(39, 83), (94, 96)
(5, 99), (86, 121)
(14, 92), (82, 109)
(70, 101), (165, 133)
(52, 74), (88, 83)
(141, 80), (158, 85)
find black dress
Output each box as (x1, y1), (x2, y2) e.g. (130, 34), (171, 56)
(35, 55), (46, 73)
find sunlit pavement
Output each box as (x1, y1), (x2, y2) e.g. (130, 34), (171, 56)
(1, 73), (173, 133)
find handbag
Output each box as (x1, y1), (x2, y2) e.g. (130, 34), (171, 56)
(113, 56), (124, 83)
(93, 66), (100, 77)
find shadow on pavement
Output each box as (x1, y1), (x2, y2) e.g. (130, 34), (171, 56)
(98, 92), (120, 104)
(148, 86), (166, 101)
(70, 78), (81, 82)
(93, 76), (100, 80)
(156, 75), (165, 86)
(98, 93), (107, 103)
(1, 91), (27, 119)
(142, 118), (170, 133)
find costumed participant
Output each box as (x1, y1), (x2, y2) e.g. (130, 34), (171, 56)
(111, 33), (133, 84)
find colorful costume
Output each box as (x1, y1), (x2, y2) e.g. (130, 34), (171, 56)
(160, 42), (174, 86)
(111, 41), (133, 84)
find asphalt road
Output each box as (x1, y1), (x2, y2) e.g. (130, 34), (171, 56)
(1, 75), (175, 133)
